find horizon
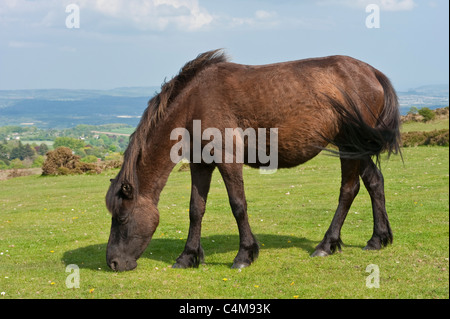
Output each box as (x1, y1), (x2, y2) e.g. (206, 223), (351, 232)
(0, 1), (448, 92)
(0, 83), (448, 94)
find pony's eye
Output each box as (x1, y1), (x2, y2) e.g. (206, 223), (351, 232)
(120, 183), (134, 199)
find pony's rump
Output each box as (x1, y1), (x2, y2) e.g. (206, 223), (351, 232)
(323, 73), (402, 165)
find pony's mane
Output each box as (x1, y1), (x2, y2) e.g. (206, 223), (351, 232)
(117, 49), (228, 191)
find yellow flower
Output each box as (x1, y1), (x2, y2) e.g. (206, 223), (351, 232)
(50, 250), (54, 253)
(293, 295), (299, 299)
(51, 282), (55, 285)
(290, 282), (295, 286)
(254, 285), (259, 288)
(222, 278), (228, 282)
(89, 288), (95, 293)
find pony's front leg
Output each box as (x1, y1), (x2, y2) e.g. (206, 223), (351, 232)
(217, 163), (259, 269)
(173, 164), (215, 268)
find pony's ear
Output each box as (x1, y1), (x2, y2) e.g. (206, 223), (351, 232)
(121, 183), (134, 199)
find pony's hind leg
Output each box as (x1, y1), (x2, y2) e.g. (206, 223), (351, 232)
(217, 162), (259, 269)
(173, 163), (215, 268)
(359, 157), (393, 250)
(312, 158), (360, 257)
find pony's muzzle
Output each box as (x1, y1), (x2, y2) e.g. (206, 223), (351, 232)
(107, 257), (137, 272)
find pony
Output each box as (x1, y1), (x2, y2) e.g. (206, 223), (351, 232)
(105, 49), (401, 271)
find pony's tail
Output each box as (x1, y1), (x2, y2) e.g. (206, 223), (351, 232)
(324, 70), (402, 166)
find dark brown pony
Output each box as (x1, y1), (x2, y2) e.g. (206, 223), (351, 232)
(105, 49), (401, 271)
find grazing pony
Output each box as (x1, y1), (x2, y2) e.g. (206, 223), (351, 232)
(106, 49), (401, 271)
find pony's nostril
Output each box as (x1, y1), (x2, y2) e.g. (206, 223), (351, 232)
(109, 259), (118, 271)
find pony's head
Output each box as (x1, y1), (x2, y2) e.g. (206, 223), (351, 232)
(105, 175), (159, 271)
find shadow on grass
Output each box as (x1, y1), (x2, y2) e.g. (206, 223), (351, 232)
(62, 233), (317, 271)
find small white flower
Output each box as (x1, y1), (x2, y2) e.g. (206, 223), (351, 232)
(1, 292), (5, 296)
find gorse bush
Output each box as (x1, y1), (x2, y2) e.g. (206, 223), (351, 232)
(42, 147), (101, 175)
(401, 129), (449, 147)
(42, 147), (79, 175)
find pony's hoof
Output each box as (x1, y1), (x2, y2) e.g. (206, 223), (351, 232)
(310, 249), (329, 257)
(231, 262), (250, 269)
(172, 262), (187, 269)
(363, 245), (378, 251)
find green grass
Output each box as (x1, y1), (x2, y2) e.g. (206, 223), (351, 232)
(20, 140), (54, 147)
(401, 118), (449, 133)
(109, 127), (134, 135)
(0, 147), (448, 299)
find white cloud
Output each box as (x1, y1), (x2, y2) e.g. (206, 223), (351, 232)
(82, 0), (213, 31)
(8, 41), (46, 48)
(228, 10), (279, 28)
(255, 10), (277, 20)
(317, 0), (417, 11)
(0, 0), (213, 31)
(380, 0), (417, 11)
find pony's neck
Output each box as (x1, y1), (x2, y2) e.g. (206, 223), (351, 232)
(136, 102), (186, 205)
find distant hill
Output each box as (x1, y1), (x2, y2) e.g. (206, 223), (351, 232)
(398, 84), (449, 114)
(0, 87), (159, 128)
(402, 84), (449, 97)
(0, 84), (448, 129)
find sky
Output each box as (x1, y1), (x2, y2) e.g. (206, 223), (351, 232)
(0, 0), (448, 92)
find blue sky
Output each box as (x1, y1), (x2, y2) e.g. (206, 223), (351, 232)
(0, 0), (448, 91)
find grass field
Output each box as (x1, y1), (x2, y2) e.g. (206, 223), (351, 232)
(0, 146), (448, 299)
(401, 118), (449, 133)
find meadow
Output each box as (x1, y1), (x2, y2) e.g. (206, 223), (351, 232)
(0, 146), (448, 299)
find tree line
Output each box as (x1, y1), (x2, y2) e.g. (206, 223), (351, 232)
(0, 124), (131, 170)
(0, 140), (48, 169)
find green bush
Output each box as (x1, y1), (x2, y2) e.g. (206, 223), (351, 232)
(418, 107), (436, 122)
(32, 155), (45, 168)
(80, 155), (99, 163)
(10, 158), (25, 169)
(0, 160), (9, 169)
